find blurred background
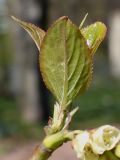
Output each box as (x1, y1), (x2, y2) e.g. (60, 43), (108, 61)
(0, 0), (120, 159)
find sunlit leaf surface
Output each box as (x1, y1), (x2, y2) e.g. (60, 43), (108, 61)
(40, 17), (92, 108)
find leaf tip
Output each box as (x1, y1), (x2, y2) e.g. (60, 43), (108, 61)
(11, 15), (19, 22)
(59, 16), (69, 20)
(11, 15), (23, 26)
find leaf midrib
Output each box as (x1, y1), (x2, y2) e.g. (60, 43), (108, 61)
(61, 19), (68, 108)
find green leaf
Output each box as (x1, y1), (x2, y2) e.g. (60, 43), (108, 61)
(81, 22), (107, 55)
(40, 16), (92, 108)
(11, 16), (45, 51)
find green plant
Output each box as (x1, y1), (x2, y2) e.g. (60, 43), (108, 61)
(11, 15), (120, 160)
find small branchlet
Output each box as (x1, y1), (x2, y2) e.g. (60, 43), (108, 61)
(11, 14), (120, 160)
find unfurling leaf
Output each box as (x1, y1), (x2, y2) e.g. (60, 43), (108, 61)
(81, 22), (107, 55)
(40, 16), (92, 108)
(11, 16), (45, 51)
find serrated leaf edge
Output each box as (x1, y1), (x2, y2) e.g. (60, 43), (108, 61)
(11, 16), (45, 51)
(40, 16), (93, 105)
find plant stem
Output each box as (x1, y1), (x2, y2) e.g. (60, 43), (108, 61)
(30, 144), (53, 160)
(30, 130), (79, 160)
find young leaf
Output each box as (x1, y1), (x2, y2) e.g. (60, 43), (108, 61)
(40, 16), (92, 108)
(81, 22), (107, 55)
(11, 16), (45, 51)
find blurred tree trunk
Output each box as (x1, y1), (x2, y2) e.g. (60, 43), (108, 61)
(109, 11), (120, 79)
(7, 0), (43, 123)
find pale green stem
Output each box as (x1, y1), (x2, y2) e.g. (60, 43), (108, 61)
(29, 102), (81, 160)
(30, 130), (81, 160)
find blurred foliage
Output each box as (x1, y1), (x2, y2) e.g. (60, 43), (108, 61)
(71, 79), (120, 130)
(0, 96), (44, 139)
(0, 61), (120, 142)
(0, 33), (12, 95)
(0, 34), (12, 67)
(0, 42), (119, 139)
(0, 96), (21, 137)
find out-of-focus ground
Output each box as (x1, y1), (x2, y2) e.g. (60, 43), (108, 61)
(0, 142), (77, 160)
(0, 141), (37, 160)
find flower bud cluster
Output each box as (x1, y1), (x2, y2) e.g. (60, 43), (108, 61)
(72, 125), (120, 160)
